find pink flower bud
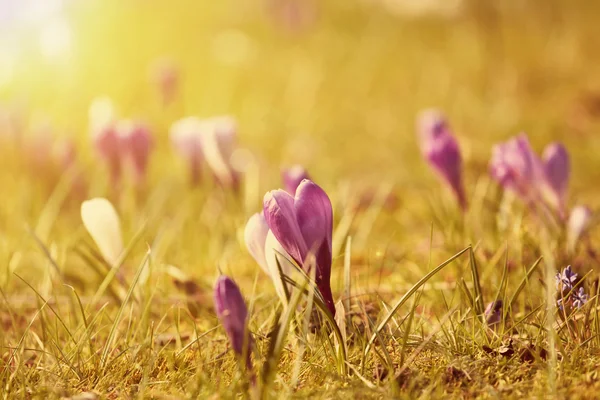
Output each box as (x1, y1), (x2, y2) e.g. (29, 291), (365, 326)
(116, 120), (153, 185)
(417, 109), (467, 210)
(281, 165), (310, 195)
(170, 117), (204, 185)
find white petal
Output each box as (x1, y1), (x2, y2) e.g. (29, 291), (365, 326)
(567, 206), (592, 252)
(200, 116), (237, 185)
(81, 198), (123, 265)
(244, 213), (269, 273)
(265, 230), (294, 304)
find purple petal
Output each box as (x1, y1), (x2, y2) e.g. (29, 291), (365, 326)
(294, 180), (335, 315)
(263, 189), (307, 266)
(489, 133), (543, 202)
(213, 276), (249, 356)
(244, 212), (270, 273)
(294, 180), (333, 256)
(542, 142), (570, 208)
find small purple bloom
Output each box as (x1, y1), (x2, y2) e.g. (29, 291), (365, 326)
(213, 276), (252, 363)
(282, 165), (310, 195)
(555, 265), (578, 291)
(416, 109), (467, 210)
(542, 142), (570, 214)
(572, 287), (588, 309)
(489, 133), (543, 203)
(263, 179), (336, 316)
(555, 265), (589, 312)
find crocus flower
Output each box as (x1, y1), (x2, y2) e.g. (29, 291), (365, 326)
(170, 115), (240, 189)
(116, 120), (153, 185)
(263, 179), (336, 316)
(282, 165), (310, 195)
(489, 133), (543, 204)
(89, 98), (154, 186)
(567, 205), (592, 252)
(150, 58), (179, 106)
(170, 117), (204, 185)
(201, 115), (240, 189)
(213, 275), (252, 366)
(90, 101), (122, 185)
(244, 212), (294, 303)
(484, 300), (503, 327)
(416, 109), (467, 210)
(542, 142), (570, 215)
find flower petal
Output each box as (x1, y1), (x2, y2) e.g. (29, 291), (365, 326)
(264, 229), (294, 303)
(294, 179), (332, 259)
(263, 189), (307, 265)
(542, 142), (570, 210)
(244, 212), (270, 273)
(80, 198), (123, 266)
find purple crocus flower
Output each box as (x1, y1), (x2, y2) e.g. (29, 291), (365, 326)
(489, 133), (543, 203)
(416, 109), (467, 210)
(213, 275), (252, 365)
(263, 179), (336, 316)
(542, 142), (570, 215)
(282, 165), (310, 195)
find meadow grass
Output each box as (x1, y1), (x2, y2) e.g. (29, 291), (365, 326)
(1, 0), (600, 398)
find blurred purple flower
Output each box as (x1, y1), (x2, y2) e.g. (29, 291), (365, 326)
(170, 116), (240, 189)
(484, 300), (503, 327)
(213, 275), (252, 365)
(263, 179), (336, 316)
(150, 58), (179, 106)
(416, 109), (467, 210)
(116, 120), (153, 185)
(542, 142), (570, 215)
(170, 117), (204, 185)
(201, 116), (240, 190)
(282, 165), (310, 195)
(489, 133), (544, 204)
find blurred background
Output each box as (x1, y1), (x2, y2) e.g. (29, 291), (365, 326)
(1, 0), (600, 195)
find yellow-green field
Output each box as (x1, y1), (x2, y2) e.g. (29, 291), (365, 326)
(1, 0), (600, 398)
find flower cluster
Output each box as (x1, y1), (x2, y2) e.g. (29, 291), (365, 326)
(89, 97), (154, 187)
(170, 115), (240, 189)
(555, 265), (588, 311)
